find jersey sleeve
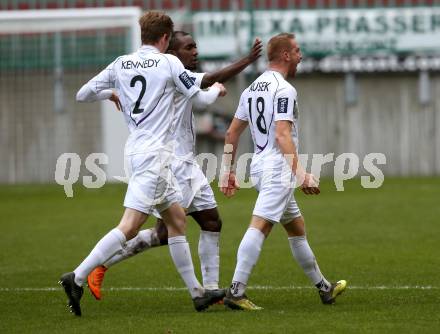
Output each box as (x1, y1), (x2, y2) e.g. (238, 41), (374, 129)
(184, 70), (205, 88)
(168, 55), (200, 98)
(175, 70), (204, 95)
(87, 59), (117, 93)
(274, 85), (297, 123)
(234, 94), (248, 121)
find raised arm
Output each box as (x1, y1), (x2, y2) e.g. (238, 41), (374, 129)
(200, 38), (263, 89)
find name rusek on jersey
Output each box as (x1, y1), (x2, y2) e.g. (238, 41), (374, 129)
(249, 81), (271, 92)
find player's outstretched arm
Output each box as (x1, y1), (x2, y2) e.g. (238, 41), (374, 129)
(275, 120), (320, 195)
(220, 118), (248, 197)
(191, 82), (227, 109)
(200, 38), (263, 88)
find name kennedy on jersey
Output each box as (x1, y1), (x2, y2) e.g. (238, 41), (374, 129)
(121, 59), (160, 69)
(249, 81), (271, 92)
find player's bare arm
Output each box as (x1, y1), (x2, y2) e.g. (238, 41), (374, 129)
(200, 38), (263, 88)
(220, 118), (248, 197)
(275, 120), (320, 195)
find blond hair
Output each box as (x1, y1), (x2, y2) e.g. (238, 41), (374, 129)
(267, 33), (295, 62)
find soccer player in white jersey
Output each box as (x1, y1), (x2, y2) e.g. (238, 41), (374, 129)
(59, 12), (228, 316)
(86, 31), (263, 301)
(220, 33), (347, 310)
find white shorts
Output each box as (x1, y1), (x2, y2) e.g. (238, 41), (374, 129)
(251, 168), (302, 224)
(123, 151), (181, 214)
(152, 159), (217, 218)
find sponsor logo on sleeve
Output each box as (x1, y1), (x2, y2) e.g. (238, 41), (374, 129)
(179, 72), (195, 89)
(277, 98), (288, 114)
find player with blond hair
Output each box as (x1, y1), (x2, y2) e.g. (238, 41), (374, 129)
(220, 33), (347, 310)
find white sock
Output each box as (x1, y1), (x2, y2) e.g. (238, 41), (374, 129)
(104, 228), (161, 268)
(168, 236), (204, 299)
(198, 230), (220, 290)
(288, 235), (331, 292)
(73, 228), (126, 286)
(231, 228), (265, 296)
(230, 281), (246, 297)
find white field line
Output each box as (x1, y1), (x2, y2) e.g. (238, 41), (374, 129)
(0, 285), (439, 292)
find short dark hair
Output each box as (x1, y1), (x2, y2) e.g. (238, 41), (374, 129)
(267, 33), (295, 62)
(139, 11), (174, 44)
(167, 31), (190, 52)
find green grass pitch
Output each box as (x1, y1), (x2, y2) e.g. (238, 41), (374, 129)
(1, 178), (439, 333)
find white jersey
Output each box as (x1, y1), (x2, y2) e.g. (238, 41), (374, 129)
(235, 70), (299, 172)
(86, 45), (200, 154)
(172, 71), (205, 161)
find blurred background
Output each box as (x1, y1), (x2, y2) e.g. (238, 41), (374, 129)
(0, 0), (439, 183)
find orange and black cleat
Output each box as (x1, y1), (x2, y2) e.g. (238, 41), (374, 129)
(87, 265), (108, 300)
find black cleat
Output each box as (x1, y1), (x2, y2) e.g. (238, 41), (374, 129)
(193, 289), (226, 312)
(59, 272), (84, 316)
(319, 280), (347, 305)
